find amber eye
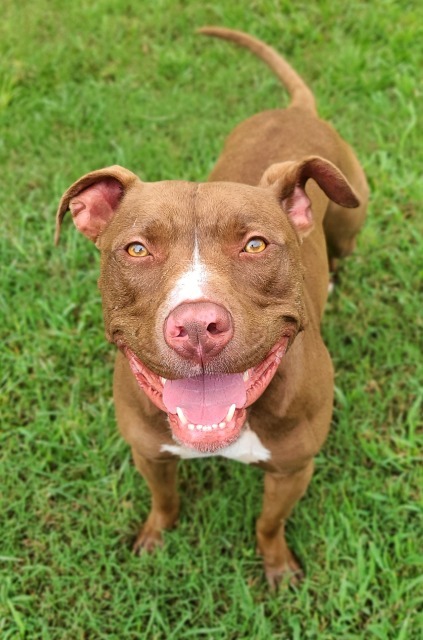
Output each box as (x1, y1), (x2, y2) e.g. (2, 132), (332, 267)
(243, 237), (267, 254)
(126, 242), (149, 258)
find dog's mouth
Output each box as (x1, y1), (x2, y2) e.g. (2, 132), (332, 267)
(121, 337), (289, 452)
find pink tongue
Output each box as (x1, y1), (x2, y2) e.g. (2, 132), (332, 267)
(162, 373), (246, 424)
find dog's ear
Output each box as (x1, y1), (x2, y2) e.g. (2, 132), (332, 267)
(55, 165), (139, 245)
(259, 156), (359, 238)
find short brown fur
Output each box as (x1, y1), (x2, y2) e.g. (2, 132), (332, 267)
(56, 27), (368, 588)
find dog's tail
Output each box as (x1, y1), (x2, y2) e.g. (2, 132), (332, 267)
(198, 26), (317, 114)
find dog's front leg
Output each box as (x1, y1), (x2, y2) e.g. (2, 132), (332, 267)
(131, 449), (180, 553)
(256, 460), (314, 588)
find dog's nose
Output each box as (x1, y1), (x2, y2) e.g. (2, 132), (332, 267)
(164, 302), (233, 362)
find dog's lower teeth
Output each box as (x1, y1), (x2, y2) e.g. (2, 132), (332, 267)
(182, 420), (232, 432)
(243, 370), (249, 381)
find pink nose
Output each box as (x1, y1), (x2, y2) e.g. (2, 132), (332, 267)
(164, 302), (233, 362)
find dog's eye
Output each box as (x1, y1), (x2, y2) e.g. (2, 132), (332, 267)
(243, 237), (267, 254)
(126, 242), (149, 257)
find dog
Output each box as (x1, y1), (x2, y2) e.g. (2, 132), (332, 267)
(55, 27), (368, 587)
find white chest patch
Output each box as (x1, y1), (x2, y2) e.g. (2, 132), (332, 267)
(160, 424), (271, 464)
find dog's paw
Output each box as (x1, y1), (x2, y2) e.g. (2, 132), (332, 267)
(132, 524), (164, 554)
(264, 556), (304, 590)
(132, 504), (179, 554)
(258, 542), (304, 590)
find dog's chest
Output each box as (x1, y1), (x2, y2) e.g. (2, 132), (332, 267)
(160, 424), (271, 464)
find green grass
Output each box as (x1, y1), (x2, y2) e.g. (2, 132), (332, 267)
(1, 0), (422, 637)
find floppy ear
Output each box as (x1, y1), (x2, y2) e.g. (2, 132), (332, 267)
(55, 165), (139, 245)
(259, 156), (360, 238)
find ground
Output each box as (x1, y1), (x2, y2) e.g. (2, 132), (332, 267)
(1, 0), (422, 638)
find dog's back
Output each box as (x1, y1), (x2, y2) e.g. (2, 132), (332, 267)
(200, 27), (368, 264)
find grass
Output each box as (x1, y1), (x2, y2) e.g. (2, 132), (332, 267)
(1, 0), (422, 637)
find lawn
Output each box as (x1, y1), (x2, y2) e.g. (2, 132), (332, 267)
(1, 0), (422, 638)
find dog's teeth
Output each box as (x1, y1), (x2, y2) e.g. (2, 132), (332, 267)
(243, 370), (249, 381)
(196, 424), (203, 431)
(225, 404), (236, 422)
(176, 407), (188, 425)
(212, 423), (218, 430)
(160, 377), (167, 385)
(203, 425), (212, 432)
(219, 422), (226, 429)
(188, 424), (195, 430)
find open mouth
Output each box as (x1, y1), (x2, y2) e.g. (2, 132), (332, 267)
(122, 337), (289, 453)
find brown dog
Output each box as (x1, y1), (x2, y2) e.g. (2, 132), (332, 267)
(56, 27), (368, 587)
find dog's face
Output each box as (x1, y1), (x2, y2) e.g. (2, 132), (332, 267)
(56, 159), (358, 451)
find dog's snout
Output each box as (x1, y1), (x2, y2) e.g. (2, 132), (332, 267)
(165, 302), (233, 362)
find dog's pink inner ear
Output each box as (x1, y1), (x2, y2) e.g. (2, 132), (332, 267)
(260, 156), (359, 239)
(282, 186), (313, 235)
(69, 178), (123, 241)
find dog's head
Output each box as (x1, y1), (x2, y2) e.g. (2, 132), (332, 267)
(56, 158), (358, 451)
